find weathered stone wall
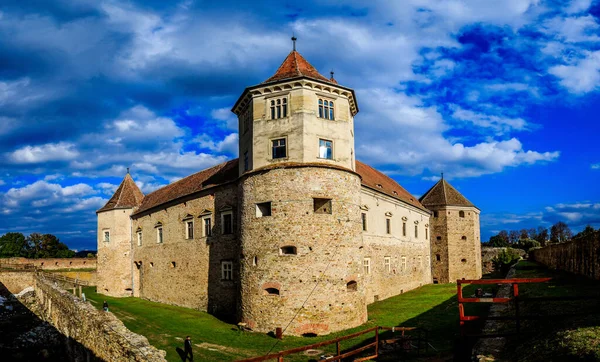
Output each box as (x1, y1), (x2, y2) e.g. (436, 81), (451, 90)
(530, 232), (600, 280)
(239, 167), (367, 336)
(0, 271), (34, 293)
(481, 247), (526, 274)
(97, 208), (134, 297)
(33, 274), (166, 361)
(131, 184), (239, 319)
(1, 257), (96, 270)
(361, 188), (431, 302)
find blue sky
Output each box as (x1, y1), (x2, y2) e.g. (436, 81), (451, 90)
(1, 0), (599, 251)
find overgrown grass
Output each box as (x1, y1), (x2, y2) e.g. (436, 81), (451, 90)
(502, 260), (600, 361)
(83, 283), (485, 361)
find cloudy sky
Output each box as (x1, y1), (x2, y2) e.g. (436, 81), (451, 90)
(1, 0), (599, 250)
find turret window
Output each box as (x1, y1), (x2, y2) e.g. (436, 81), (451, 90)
(318, 139), (333, 159)
(318, 99), (334, 120)
(270, 98), (287, 119)
(459, 211), (465, 218)
(272, 138), (287, 159)
(103, 230), (110, 242)
(221, 261), (233, 280)
(157, 227), (163, 244)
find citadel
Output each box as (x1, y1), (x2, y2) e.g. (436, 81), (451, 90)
(97, 43), (482, 336)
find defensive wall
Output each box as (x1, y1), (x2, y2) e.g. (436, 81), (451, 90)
(1, 257), (96, 270)
(530, 232), (600, 280)
(0, 270), (34, 293)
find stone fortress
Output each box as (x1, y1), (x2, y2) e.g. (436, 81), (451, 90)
(97, 42), (482, 336)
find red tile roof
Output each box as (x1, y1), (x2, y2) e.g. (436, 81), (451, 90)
(355, 161), (428, 211)
(132, 159), (239, 216)
(263, 51), (332, 84)
(129, 158), (427, 216)
(97, 173), (144, 213)
(419, 179), (476, 208)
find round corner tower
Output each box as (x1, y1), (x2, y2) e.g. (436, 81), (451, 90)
(232, 47), (367, 335)
(419, 178), (482, 283)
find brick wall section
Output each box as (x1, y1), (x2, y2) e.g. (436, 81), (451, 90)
(238, 167), (367, 335)
(33, 274), (166, 361)
(530, 232), (600, 280)
(2, 257), (96, 270)
(131, 184), (240, 319)
(0, 271), (34, 293)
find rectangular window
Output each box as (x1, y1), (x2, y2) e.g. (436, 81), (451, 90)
(418, 256), (423, 268)
(433, 210), (439, 218)
(157, 227), (163, 244)
(386, 218), (391, 234)
(363, 258), (371, 274)
(361, 213), (367, 231)
(256, 202), (272, 217)
(186, 220), (194, 239)
(402, 222), (407, 237)
(401, 256), (407, 272)
(221, 261), (233, 280)
(272, 138), (287, 159)
(415, 225), (418, 238)
(222, 211), (233, 235)
(244, 151), (249, 171)
(103, 231), (110, 242)
(425, 228), (428, 240)
(318, 139), (333, 159)
(384, 257), (391, 273)
(202, 216), (212, 237)
(137, 231), (142, 246)
(313, 198), (332, 214)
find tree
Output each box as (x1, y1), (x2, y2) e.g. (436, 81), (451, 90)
(498, 230), (509, 243)
(0, 233), (28, 258)
(26, 233), (74, 258)
(528, 228), (538, 241)
(488, 234), (510, 247)
(516, 238), (541, 252)
(535, 226), (549, 246)
(573, 225), (596, 239)
(508, 230), (520, 244)
(519, 229), (529, 240)
(550, 221), (572, 243)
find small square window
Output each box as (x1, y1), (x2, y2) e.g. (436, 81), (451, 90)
(319, 139), (333, 159)
(272, 138), (287, 159)
(256, 202), (272, 217)
(221, 261), (233, 280)
(401, 256), (407, 271)
(313, 198), (332, 214)
(363, 258), (371, 274)
(384, 257), (391, 273)
(433, 211), (438, 218)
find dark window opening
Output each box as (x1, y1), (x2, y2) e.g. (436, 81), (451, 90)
(461, 258), (467, 263)
(171, 262), (176, 268)
(280, 246), (297, 255)
(346, 281), (357, 291)
(433, 278), (439, 284)
(461, 236), (467, 240)
(361, 213), (367, 231)
(265, 288), (280, 296)
(313, 198), (332, 214)
(402, 222), (407, 236)
(433, 211), (438, 217)
(256, 202), (272, 217)
(386, 218), (391, 234)
(459, 211), (465, 218)
(272, 138), (286, 159)
(436, 254), (441, 261)
(222, 213), (233, 234)
(253, 256), (258, 266)
(302, 333), (318, 338)
(436, 236), (442, 241)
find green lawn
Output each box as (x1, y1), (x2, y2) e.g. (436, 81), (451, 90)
(83, 283), (481, 361)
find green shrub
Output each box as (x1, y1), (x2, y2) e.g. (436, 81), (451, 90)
(492, 248), (522, 275)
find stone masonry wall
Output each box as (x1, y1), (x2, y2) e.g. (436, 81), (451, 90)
(530, 232), (600, 280)
(446, 206), (482, 282)
(33, 274), (166, 361)
(1, 257), (96, 270)
(0, 271), (34, 293)
(97, 208), (134, 297)
(131, 184), (239, 320)
(239, 167), (367, 336)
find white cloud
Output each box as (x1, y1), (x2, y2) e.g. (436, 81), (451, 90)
(549, 51), (600, 93)
(194, 133), (239, 156)
(450, 104), (531, 135)
(592, 163), (600, 169)
(9, 142), (79, 164)
(211, 107), (238, 130)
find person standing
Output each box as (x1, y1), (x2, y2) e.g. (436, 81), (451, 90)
(184, 336), (193, 361)
(103, 300), (109, 312)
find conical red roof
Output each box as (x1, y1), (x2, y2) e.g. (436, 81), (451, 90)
(97, 173), (144, 213)
(263, 50), (331, 84)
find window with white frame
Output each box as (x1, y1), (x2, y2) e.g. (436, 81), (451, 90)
(136, 229), (142, 246)
(103, 230), (110, 242)
(318, 99), (334, 120)
(363, 258), (371, 274)
(271, 138), (287, 159)
(221, 211), (233, 235)
(202, 215), (212, 237)
(318, 139), (333, 159)
(186, 220), (194, 239)
(384, 256), (391, 273)
(221, 261), (233, 280)
(270, 97), (287, 119)
(401, 256), (407, 272)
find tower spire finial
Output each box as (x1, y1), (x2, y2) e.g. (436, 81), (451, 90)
(330, 70), (334, 79)
(291, 34), (297, 51)
(441, 172), (444, 180)
(127, 167), (130, 174)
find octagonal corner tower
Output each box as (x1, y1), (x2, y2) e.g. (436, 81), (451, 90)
(232, 48), (367, 335)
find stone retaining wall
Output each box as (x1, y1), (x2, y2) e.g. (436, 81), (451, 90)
(530, 232), (600, 280)
(33, 274), (166, 361)
(0, 271), (34, 293)
(1, 257), (96, 270)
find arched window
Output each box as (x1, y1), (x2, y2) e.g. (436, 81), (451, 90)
(346, 281), (357, 291)
(280, 246), (297, 255)
(459, 211), (465, 218)
(318, 99), (335, 120)
(265, 288), (280, 295)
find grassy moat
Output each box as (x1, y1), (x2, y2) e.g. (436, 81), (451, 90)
(83, 261), (600, 361)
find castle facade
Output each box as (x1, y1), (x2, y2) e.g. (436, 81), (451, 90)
(97, 47), (481, 336)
